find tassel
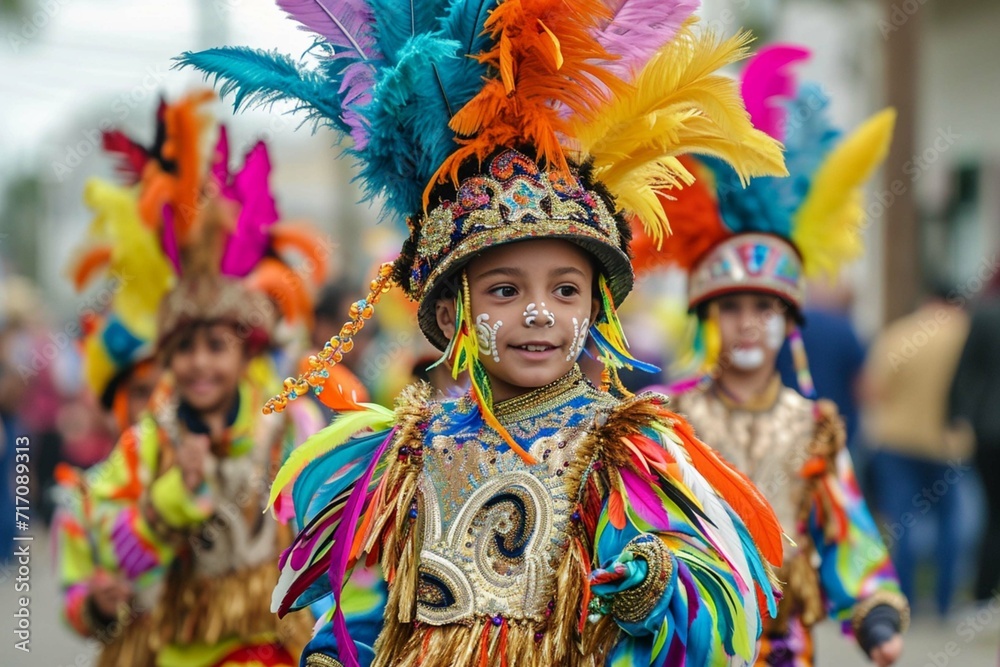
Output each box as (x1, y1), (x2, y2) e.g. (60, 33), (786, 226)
(478, 618), (492, 667)
(444, 273), (536, 465)
(702, 303), (721, 374)
(264, 262), (394, 414)
(498, 618), (509, 667)
(789, 326), (816, 399)
(591, 275), (660, 374)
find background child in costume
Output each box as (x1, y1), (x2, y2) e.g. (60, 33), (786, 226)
(181, 1), (794, 665)
(654, 45), (909, 667)
(54, 91), (353, 667)
(54, 174), (173, 667)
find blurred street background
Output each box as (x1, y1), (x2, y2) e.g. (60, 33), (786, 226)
(2, 0), (1000, 664)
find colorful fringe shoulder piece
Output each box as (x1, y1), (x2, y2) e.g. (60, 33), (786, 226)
(585, 393), (783, 665)
(267, 384), (431, 664)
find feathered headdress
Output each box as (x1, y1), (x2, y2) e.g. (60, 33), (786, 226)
(65, 178), (175, 417)
(178, 0), (787, 418)
(642, 44), (895, 383)
(101, 91), (331, 357)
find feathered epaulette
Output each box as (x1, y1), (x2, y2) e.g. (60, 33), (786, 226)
(576, 392), (782, 662)
(267, 383), (432, 662)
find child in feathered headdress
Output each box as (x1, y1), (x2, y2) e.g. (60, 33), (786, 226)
(53, 141), (174, 667)
(181, 2), (792, 665)
(651, 46), (908, 666)
(51, 91), (372, 667)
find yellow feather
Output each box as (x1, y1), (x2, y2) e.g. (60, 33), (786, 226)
(573, 23), (787, 248)
(792, 108), (897, 277)
(80, 179), (176, 336)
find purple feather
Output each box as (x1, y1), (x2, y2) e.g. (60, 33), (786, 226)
(619, 466), (671, 530)
(220, 141), (279, 277)
(594, 0), (700, 80)
(327, 427), (398, 667)
(740, 44), (811, 142)
(664, 633), (686, 667)
(678, 565), (700, 624)
(277, 0), (381, 61)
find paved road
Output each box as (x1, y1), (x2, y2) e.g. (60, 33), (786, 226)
(1, 531), (997, 666)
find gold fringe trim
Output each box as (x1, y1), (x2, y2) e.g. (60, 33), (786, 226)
(370, 387), (656, 665)
(93, 611), (156, 667)
(152, 557), (311, 657)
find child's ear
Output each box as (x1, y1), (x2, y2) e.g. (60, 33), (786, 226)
(590, 295), (601, 324)
(436, 298), (457, 341)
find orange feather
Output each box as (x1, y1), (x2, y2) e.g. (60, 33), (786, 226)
(270, 223), (330, 287)
(608, 486), (626, 529)
(429, 0), (623, 203)
(245, 257), (314, 327)
(633, 155), (731, 274)
(67, 245), (113, 291)
(667, 409), (784, 566)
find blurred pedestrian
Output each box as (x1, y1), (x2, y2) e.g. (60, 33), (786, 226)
(950, 275), (1000, 603)
(863, 281), (972, 615)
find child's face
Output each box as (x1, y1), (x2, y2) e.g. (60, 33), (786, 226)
(714, 293), (790, 374)
(168, 323), (248, 414)
(438, 239), (599, 402)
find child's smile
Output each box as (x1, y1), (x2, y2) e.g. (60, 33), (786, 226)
(443, 239), (600, 402)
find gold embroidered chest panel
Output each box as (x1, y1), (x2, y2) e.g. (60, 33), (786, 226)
(672, 384), (816, 549)
(414, 368), (614, 626)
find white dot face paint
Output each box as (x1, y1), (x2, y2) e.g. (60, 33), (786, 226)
(730, 346), (766, 370)
(522, 303), (539, 327)
(764, 312), (786, 351)
(475, 313), (503, 362)
(566, 316), (590, 362)
(540, 302), (556, 328)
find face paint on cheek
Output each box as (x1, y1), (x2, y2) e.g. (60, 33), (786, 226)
(476, 313), (503, 362)
(566, 317), (590, 362)
(764, 313), (786, 351)
(730, 346), (766, 370)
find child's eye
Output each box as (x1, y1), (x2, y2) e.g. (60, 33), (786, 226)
(556, 285), (580, 298)
(489, 285), (518, 298)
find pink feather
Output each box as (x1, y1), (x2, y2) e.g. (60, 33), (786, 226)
(160, 205), (182, 273)
(277, 0), (381, 61)
(593, 0), (700, 80)
(740, 44), (811, 141)
(619, 466), (670, 530)
(220, 141), (279, 277)
(211, 125), (231, 187)
(327, 427), (397, 667)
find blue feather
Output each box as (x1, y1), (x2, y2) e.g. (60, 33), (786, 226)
(726, 506), (777, 620)
(369, 0), (451, 62)
(292, 429), (390, 523)
(700, 156), (795, 237)
(778, 82), (842, 212)
(176, 46), (350, 134)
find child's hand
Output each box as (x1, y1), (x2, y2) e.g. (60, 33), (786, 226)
(178, 433), (211, 491)
(89, 570), (131, 619)
(870, 634), (903, 666)
(589, 551), (649, 596)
